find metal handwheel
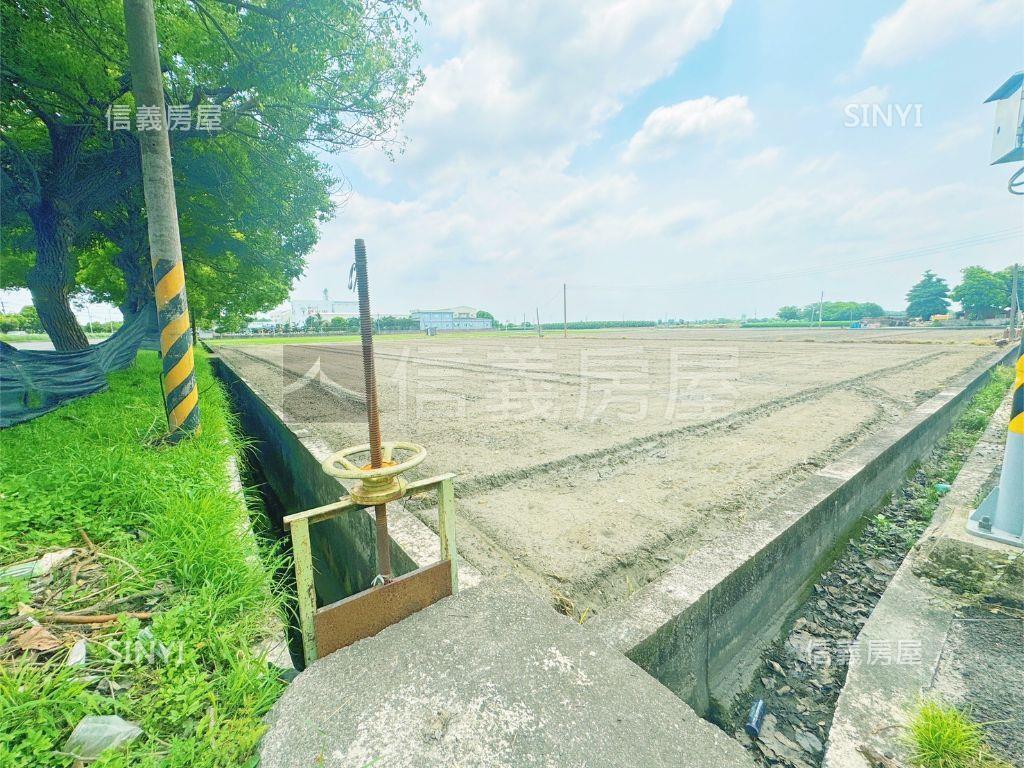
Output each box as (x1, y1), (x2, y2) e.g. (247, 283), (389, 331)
(321, 441), (427, 504)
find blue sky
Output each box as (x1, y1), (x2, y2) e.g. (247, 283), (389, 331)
(4, 0), (1021, 325)
(303, 0), (1023, 323)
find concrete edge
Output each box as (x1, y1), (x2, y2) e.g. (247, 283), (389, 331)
(823, 386), (1022, 768)
(223, 451), (296, 672)
(587, 345), (1017, 715)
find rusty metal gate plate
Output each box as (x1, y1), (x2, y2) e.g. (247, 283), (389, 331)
(314, 560), (452, 657)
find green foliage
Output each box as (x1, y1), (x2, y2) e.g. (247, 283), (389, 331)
(798, 300), (887, 321)
(476, 310), (495, 320)
(540, 320), (658, 330)
(0, 661), (107, 767)
(995, 266), (1023, 310)
(776, 305), (801, 320)
(951, 266), (1010, 320)
(907, 271), (952, 320)
(907, 701), (1011, 768)
(0, 351), (285, 767)
(741, 320), (852, 328)
(2, 0), (424, 339)
(0, 306), (45, 333)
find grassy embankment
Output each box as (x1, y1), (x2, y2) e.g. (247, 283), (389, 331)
(0, 350), (285, 767)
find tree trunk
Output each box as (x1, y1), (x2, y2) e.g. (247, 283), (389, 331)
(26, 200), (89, 350)
(113, 222), (153, 320)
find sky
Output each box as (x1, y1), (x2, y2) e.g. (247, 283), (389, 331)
(4, 0), (1022, 324)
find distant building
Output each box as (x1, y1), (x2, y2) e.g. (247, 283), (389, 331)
(410, 306), (493, 331)
(290, 290), (359, 326)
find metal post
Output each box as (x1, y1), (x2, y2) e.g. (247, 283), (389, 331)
(563, 283), (568, 338)
(1011, 263), (1020, 339)
(124, 0), (199, 440)
(291, 518), (319, 666)
(438, 476), (459, 594)
(352, 240), (392, 582)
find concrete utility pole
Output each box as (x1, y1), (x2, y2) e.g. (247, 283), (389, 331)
(563, 283), (568, 338)
(1011, 263), (1020, 339)
(123, 0), (200, 440)
(535, 307), (542, 338)
(818, 292), (824, 328)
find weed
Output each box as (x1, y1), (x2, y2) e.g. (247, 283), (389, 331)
(0, 351), (285, 767)
(907, 700), (1011, 768)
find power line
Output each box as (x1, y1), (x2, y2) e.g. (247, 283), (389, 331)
(572, 227), (1023, 293)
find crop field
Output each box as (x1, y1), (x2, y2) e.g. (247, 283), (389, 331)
(214, 327), (1003, 617)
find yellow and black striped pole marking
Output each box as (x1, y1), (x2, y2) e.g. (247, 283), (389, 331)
(154, 258), (200, 439)
(1010, 352), (1023, 437)
(124, 0), (200, 441)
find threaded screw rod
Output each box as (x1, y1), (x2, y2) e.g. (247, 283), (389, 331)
(353, 239), (391, 581)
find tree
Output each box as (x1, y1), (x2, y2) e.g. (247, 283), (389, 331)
(905, 271), (951, 320)
(776, 305), (800, 320)
(951, 266), (1008, 320)
(476, 310), (495, 320)
(2, 0), (423, 348)
(18, 305), (43, 333)
(996, 265), (1023, 313)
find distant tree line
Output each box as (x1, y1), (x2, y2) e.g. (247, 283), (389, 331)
(0, 306), (43, 334)
(775, 301), (885, 322)
(770, 264), (1021, 324)
(534, 320), (658, 331)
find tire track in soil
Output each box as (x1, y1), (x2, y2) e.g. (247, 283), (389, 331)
(450, 350), (950, 499)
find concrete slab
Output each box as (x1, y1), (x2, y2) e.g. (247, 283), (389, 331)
(260, 577), (754, 768)
(824, 390), (1024, 768)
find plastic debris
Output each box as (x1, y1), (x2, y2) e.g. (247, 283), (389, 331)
(137, 626), (171, 663)
(66, 639), (88, 667)
(934, 482), (952, 496)
(0, 548), (76, 583)
(63, 715), (142, 761)
(745, 698), (766, 737)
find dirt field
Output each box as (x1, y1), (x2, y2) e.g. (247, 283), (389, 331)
(214, 327), (1004, 617)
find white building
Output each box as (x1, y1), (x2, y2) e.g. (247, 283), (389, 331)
(410, 306), (493, 331)
(290, 290), (359, 326)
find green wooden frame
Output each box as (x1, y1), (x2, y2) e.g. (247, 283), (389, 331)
(283, 473), (458, 666)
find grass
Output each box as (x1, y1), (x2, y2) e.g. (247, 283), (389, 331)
(927, 365), (1016, 485)
(0, 350), (285, 767)
(0, 332), (111, 344)
(907, 701), (1011, 768)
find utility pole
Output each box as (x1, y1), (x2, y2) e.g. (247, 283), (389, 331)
(536, 307), (542, 338)
(123, 0), (199, 440)
(1011, 263), (1020, 339)
(818, 292), (824, 328)
(563, 283), (568, 339)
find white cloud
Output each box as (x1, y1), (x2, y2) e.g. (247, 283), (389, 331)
(835, 85), (891, 108)
(352, 0), (734, 182)
(623, 95), (755, 162)
(861, 0), (1022, 68)
(934, 118), (986, 152)
(734, 146), (782, 171)
(796, 153), (841, 176)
